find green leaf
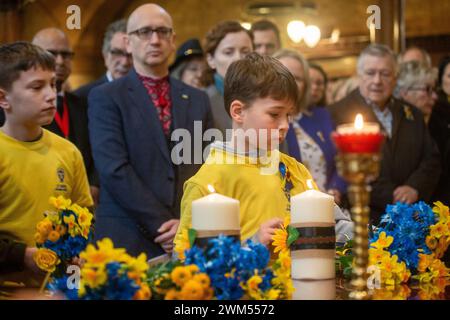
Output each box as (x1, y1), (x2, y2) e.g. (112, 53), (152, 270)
(286, 225), (300, 248)
(188, 228), (197, 248)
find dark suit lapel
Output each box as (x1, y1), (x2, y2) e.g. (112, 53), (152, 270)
(126, 69), (171, 162)
(390, 100), (405, 150)
(169, 78), (189, 130)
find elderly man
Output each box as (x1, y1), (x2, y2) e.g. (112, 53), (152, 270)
(251, 19), (281, 56)
(328, 44), (441, 224)
(398, 46), (432, 68)
(75, 19), (132, 100)
(88, 4), (213, 257)
(29, 28), (99, 204)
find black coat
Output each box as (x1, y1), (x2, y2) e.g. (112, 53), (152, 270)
(88, 68), (213, 258)
(44, 91), (97, 186)
(73, 75), (108, 101)
(429, 90), (450, 205)
(328, 89), (441, 224)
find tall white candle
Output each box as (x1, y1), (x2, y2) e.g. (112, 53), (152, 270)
(292, 279), (336, 300)
(290, 180), (336, 280)
(191, 187), (240, 231)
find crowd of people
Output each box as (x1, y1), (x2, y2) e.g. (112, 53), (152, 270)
(1, 3), (449, 280)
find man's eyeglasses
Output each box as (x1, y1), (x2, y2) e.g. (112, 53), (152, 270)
(128, 26), (173, 40)
(109, 48), (132, 59)
(408, 85), (435, 95)
(47, 50), (74, 60)
(362, 69), (393, 79)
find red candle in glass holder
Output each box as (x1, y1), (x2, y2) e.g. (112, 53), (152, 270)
(332, 114), (385, 153)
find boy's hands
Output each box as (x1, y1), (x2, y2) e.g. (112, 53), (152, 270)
(257, 218), (284, 246)
(154, 219), (180, 253)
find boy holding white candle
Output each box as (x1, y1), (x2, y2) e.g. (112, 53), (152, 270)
(176, 53), (353, 247)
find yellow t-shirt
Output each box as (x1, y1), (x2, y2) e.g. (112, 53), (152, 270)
(176, 145), (316, 241)
(0, 128), (93, 246)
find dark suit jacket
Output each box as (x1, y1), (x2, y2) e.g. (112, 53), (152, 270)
(328, 89), (441, 223)
(43, 92), (97, 186)
(74, 75), (108, 101)
(0, 109), (4, 127)
(88, 68), (213, 257)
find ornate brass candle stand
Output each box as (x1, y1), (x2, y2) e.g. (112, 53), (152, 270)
(335, 153), (381, 300)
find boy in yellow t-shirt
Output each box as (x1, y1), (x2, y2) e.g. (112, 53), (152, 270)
(0, 42), (93, 275)
(177, 53), (351, 247)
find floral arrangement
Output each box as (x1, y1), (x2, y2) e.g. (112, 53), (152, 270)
(50, 238), (151, 300)
(336, 201), (450, 286)
(33, 196), (94, 277)
(173, 233), (293, 300)
(147, 260), (213, 300)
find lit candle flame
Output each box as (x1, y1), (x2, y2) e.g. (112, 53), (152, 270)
(354, 114), (364, 130)
(306, 179), (314, 190)
(207, 184), (215, 193)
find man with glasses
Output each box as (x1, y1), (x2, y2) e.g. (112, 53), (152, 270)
(328, 44), (441, 224)
(88, 4), (213, 258)
(29, 28), (99, 205)
(75, 19), (132, 100)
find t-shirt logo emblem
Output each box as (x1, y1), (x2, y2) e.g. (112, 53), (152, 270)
(57, 168), (65, 183)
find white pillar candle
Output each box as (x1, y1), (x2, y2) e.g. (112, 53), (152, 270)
(191, 190), (240, 232)
(292, 279), (336, 300)
(290, 181), (336, 280)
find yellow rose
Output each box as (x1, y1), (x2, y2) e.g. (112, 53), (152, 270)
(33, 248), (60, 272)
(133, 283), (151, 300)
(55, 225), (67, 236)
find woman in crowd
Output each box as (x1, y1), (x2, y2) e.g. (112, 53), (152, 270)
(202, 20), (253, 137)
(395, 60), (438, 123)
(169, 38), (207, 89)
(429, 56), (450, 205)
(274, 49), (346, 205)
(309, 63), (328, 107)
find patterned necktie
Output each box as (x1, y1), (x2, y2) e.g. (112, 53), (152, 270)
(138, 75), (172, 136)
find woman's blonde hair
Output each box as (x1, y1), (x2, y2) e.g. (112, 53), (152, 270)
(272, 49), (311, 114)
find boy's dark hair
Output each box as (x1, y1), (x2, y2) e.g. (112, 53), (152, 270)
(251, 19), (281, 45)
(0, 41), (55, 91)
(224, 52), (300, 115)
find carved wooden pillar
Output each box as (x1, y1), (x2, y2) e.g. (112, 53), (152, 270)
(0, 0), (24, 44)
(375, 0), (405, 53)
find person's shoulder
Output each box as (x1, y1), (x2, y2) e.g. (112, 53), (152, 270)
(74, 76), (107, 98)
(171, 77), (208, 98)
(393, 97), (426, 123)
(44, 129), (81, 156)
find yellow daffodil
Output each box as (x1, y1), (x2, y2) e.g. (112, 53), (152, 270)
(174, 229), (190, 261)
(49, 196), (72, 210)
(134, 283), (151, 300)
(433, 201), (450, 223)
(371, 232), (393, 250)
(82, 266), (107, 288)
(426, 235), (438, 250)
(247, 273), (263, 291)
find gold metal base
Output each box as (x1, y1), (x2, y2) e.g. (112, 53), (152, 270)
(336, 153), (381, 300)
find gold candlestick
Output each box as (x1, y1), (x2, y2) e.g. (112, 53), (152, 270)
(335, 153), (381, 300)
